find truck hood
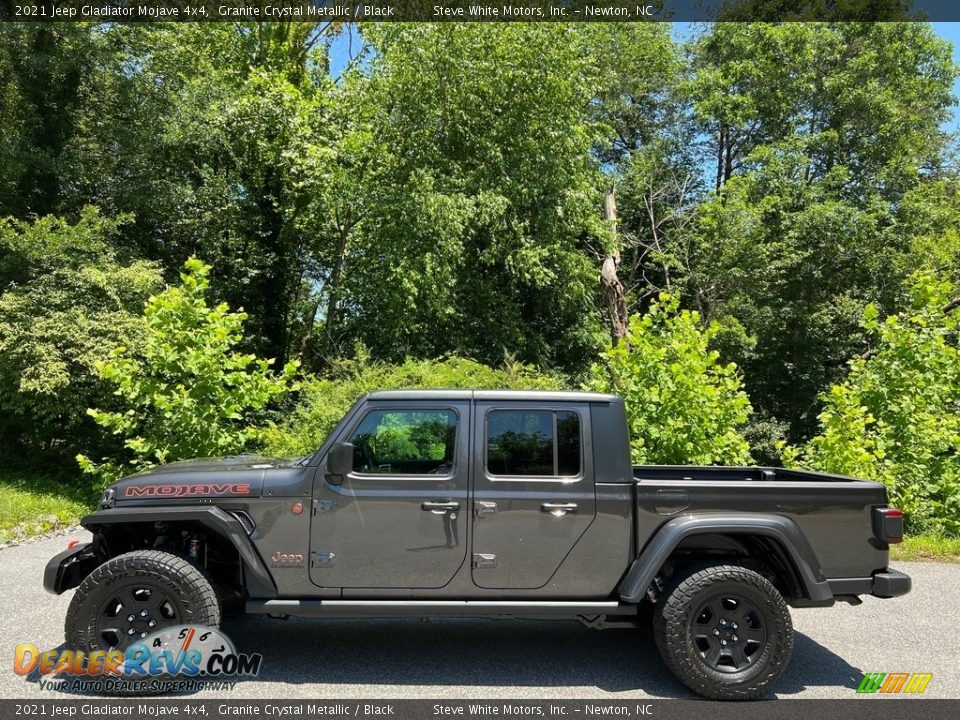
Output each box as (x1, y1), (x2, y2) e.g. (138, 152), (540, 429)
(131, 455), (288, 475)
(110, 455), (307, 501)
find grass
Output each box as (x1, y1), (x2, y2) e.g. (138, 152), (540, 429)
(890, 533), (960, 563)
(0, 468), (96, 544)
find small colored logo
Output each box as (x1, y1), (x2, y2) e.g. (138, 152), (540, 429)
(13, 625), (262, 693)
(857, 672), (933, 695)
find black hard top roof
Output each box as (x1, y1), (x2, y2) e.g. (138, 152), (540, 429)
(366, 389), (620, 403)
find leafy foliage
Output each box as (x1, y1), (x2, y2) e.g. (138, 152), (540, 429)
(78, 259), (298, 484)
(321, 24), (608, 371)
(586, 294), (753, 465)
(44, 24), (338, 367)
(0, 25), (102, 218)
(784, 274), (960, 535)
(669, 23), (956, 441)
(261, 347), (564, 457)
(1, 22), (960, 540)
(0, 209), (163, 459)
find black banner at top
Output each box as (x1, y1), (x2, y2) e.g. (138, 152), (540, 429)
(1, 0), (959, 22)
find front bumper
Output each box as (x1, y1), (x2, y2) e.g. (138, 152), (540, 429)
(43, 543), (99, 595)
(827, 568), (912, 600)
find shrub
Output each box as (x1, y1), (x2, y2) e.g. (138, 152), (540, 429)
(783, 273), (960, 535)
(78, 258), (298, 484)
(585, 293), (753, 465)
(0, 209), (163, 462)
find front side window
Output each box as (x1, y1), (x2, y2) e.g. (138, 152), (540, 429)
(486, 410), (581, 477)
(349, 409), (457, 475)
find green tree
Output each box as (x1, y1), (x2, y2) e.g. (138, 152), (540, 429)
(0, 209), (163, 462)
(0, 24), (102, 217)
(321, 24), (608, 371)
(784, 273), (960, 535)
(53, 24), (337, 366)
(690, 23), (955, 193)
(78, 258), (299, 484)
(262, 347), (564, 457)
(580, 25), (704, 330)
(675, 23), (958, 444)
(586, 293), (752, 465)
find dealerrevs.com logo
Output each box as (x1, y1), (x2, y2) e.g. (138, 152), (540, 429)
(14, 625), (261, 694)
(856, 672), (933, 695)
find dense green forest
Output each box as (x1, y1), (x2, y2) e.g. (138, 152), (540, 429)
(1, 22), (959, 536)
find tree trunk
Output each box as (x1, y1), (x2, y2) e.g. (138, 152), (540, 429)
(323, 216), (352, 352)
(724, 134), (734, 186)
(255, 166), (291, 368)
(600, 187), (628, 347)
(715, 125), (726, 191)
(296, 295), (323, 363)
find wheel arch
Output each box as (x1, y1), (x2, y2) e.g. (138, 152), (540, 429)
(79, 506), (276, 598)
(618, 513), (832, 605)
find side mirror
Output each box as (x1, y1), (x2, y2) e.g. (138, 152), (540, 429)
(326, 441), (354, 484)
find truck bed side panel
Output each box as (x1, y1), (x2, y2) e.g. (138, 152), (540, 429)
(634, 478), (889, 580)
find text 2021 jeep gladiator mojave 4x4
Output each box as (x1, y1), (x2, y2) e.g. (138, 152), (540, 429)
(44, 390), (911, 699)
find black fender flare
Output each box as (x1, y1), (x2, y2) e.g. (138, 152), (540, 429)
(81, 506), (276, 598)
(617, 513), (832, 604)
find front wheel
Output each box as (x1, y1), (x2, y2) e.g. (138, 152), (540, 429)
(653, 564), (794, 700)
(65, 550), (221, 694)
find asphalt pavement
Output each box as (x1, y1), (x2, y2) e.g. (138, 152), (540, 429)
(1, 530), (956, 700)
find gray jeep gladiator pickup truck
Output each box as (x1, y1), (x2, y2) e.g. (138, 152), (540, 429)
(45, 390), (910, 699)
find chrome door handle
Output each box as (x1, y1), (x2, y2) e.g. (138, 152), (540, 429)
(421, 500), (460, 514)
(541, 502), (578, 516)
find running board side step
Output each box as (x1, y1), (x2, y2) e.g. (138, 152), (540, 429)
(245, 599), (639, 620)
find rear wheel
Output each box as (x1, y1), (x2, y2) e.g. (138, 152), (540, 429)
(653, 564), (794, 700)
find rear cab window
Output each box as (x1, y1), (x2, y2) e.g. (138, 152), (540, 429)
(486, 409), (581, 478)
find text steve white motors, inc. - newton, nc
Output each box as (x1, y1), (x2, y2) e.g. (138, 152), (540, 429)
(432, 5), (657, 18)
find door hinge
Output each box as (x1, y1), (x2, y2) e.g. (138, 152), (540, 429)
(474, 501), (497, 518)
(310, 551), (336, 568)
(313, 499), (337, 515)
(472, 553), (498, 569)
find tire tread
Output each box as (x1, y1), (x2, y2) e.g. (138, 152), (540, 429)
(652, 563), (794, 700)
(65, 549), (221, 650)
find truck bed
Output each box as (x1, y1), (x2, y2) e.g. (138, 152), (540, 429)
(631, 464), (890, 581)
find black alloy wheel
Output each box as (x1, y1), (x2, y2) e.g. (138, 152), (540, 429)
(95, 580), (183, 649)
(690, 592), (768, 673)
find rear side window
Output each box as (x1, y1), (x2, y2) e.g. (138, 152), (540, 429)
(349, 409), (457, 475)
(486, 410), (581, 477)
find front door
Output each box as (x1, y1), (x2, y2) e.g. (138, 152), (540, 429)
(309, 400), (470, 589)
(471, 402), (596, 589)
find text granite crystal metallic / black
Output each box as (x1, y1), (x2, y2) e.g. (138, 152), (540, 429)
(44, 390), (911, 700)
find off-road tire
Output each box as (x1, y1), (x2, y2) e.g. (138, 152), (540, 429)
(65, 550), (221, 695)
(653, 564), (794, 700)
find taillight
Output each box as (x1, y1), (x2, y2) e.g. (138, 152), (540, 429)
(873, 507), (904, 544)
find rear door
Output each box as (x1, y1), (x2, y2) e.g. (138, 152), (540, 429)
(471, 401), (596, 589)
(309, 399), (470, 589)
